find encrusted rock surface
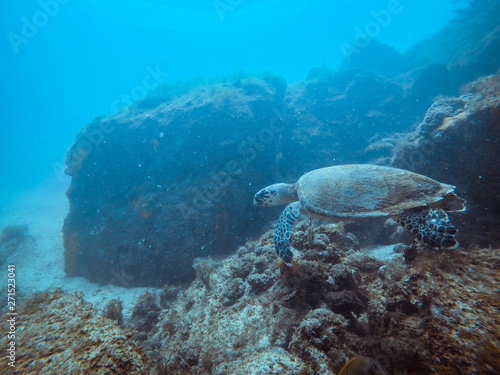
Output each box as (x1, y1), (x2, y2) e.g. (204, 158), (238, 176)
(62, 66), (430, 287)
(136, 222), (500, 375)
(390, 73), (500, 246)
(11, 224), (499, 374)
(13, 290), (150, 374)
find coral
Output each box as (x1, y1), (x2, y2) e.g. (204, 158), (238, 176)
(15, 290), (149, 374)
(289, 308), (350, 371)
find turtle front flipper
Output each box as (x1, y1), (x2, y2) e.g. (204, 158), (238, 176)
(395, 207), (459, 249)
(274, 201), (301, 263)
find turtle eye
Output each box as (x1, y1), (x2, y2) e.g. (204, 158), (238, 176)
(254, 189), (271, 205)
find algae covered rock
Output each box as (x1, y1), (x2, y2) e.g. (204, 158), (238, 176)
(63, 75), (288, 287)
(137, 220), (500, 375)
(213, 347), (307, 375)
(391, 74), (500, 246)
(15, 290), (149, 374)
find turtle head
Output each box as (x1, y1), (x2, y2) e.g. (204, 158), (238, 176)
(254, 183), (298, 206)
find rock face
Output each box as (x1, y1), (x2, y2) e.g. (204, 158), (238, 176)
(63, 0), (500, 287)
(20, 225), (500, 374)
(390, 74), (500, 246)
(63, 76), (290, 286)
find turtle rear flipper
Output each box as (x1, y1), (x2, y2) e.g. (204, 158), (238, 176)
(395, 207), (459, 249)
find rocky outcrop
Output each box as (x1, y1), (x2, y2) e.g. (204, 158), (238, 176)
(340, 0), (500, 109)
(390, 74), (500, 246)
(14, 290), (150, 374)
(405, 0), (500, 88)
(63, 76), (290, 286)
(138, 223), (500, 374)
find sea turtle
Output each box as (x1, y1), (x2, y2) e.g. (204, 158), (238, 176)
(254, 164), (466, 263)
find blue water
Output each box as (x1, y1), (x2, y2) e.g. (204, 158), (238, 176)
(0, 0), (466, 207)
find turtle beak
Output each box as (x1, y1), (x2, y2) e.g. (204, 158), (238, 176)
(253, 195), (261, 206)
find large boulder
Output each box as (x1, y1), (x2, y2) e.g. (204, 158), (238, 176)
(63, 76), (290, 286)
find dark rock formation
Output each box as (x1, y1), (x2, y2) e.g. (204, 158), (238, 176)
(284, 69), (421, 170)
(63, 76), (289, 286)
(339, 0), (500, 109)
(405, 0), (500, 89)
(390, 74), (500, 246)
(339, 38), (409, 78)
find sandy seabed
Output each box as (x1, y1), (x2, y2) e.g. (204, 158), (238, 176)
(0, 176), (158, 319)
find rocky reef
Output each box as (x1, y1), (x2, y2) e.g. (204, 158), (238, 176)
(12, 290), (151, 374)
(390, 73), (500, 246)
(133, 222), (499, 374)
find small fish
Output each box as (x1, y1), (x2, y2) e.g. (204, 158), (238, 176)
(339, 356), (386, 375)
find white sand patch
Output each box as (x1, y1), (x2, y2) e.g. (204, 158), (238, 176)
(0, 175), (159, 319)
(364, 244), (403, 263)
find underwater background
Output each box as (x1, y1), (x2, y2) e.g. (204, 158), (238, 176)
(1, 0), (499, 374)
(1, 0), (466, 205)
